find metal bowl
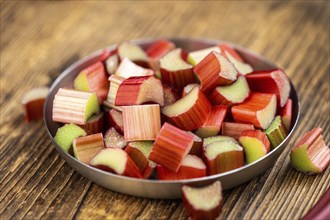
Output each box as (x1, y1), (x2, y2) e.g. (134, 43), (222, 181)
(44, 38), (300, 199)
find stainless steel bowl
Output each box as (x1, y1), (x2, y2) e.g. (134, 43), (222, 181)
(44, 38), (300, 199)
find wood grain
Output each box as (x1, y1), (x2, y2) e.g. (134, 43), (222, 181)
(1, 1), (329, 219)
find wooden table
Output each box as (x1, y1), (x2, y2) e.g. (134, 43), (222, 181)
(1, 1), (329, 219)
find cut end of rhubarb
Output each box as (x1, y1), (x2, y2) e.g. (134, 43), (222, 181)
(22, 87), (49, 122)
(205, 140), (243, 160)
(264, 116), (287, 149)
(115, 58), (153, 79)
(54, 124), (86, 153)
(104, 127), (127, 148)
(107, 109), (124, 134)
(256, 94), (277, 129)
(160, 48), (192, 71)
(118, 42), (148, 62)
(182, 83), (201, 96)
(73, 133), (105, 164)
(203, 135), (238, 146)
(187, 46), (221, 66)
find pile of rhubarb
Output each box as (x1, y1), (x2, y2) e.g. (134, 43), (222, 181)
(50, 39), (327, 181)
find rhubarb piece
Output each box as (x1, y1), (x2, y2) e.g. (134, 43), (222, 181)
(195, 105), (228, 138)
(79, 112), (104, 135)
(122, 104), (161, 141)
(22, 87), (48, 122)
(264, 116), (287, 149)
(219, 43), (253, 75)
(290, 128), (330, 174)
(117, 42), (148, 66)
(159, 48), (195, 89)
(104, 127), (127, 148)
(163, 85), (178, 105)
(281, 98), (292, 131)
(106, 109), (124, 134)
(231, 92), (277, 129)
(73, 133), (105, 164)
(105, 54), (119, 75)
(246, 69), (290, 107)
(188, 132), (203, 157)
(54, 124), (86, 153)
(239, 130), (270, 164)
(146, 40), (176, 60)
(182, 181), (222, 220)
(90, 148), (143, 178)
(125, 141), (156, 178)
(210, 76), (250, 106)
(157, 155), (207, 180)
(302, 187), (330, 220)
(115, 76), (164, 106)
(162, 87), (211, 131)
(149, 123), (195, 172)
(222, 122), (255, 140)
(104, 75), (125, 111)
(52, 88), (100, 125)
(182, 83), (200, 96)
(74, 61), (109, 102)
(204, 140), (244, 174)
(194, 51), (238, 94)
(115, 58), (153, 78)
(187, 46), (221, 66)
(203, 135), (238, 146)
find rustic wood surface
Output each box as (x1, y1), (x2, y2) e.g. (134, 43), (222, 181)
(1, 1), (329, 219)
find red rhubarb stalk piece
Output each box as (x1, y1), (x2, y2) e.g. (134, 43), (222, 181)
(222, 122), (255, 140)
(104, 75), (125, 111)
(79, 112), (104, 135)
(146, 39), (175, 60)
(162, 87), (211, 131)
(194, 51), (238, 94)
(149, 123), (195, 172)
(281, 98), (292, 131)
(195, 105), (228, 138)
(106, 109), (124, 134)
(231, 92), (277, 129)
(245, 69), (291, 107)
(188, 132), (203, 157)
(22, 87), (48, 122)
(104, 127), (127, 148)
(182, 181), (223, 220)
(157, 155), (206, 180)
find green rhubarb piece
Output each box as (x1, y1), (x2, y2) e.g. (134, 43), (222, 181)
(129, 141), (154, 158)
(54, 124), (86, 153)
(239, 136), (267, 164)
(85, 93), (100, 122)
(203, 135), (238, 146)
(205, 140), (242, 159)
(290, 145), (321, 174)
(265, 116), (287, 149)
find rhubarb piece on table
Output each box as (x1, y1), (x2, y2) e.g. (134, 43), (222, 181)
(125, 141), (156, 178)
(246, 69), (291, 107)
(203, 140), (244, 174)
(22, 87), (48, 122)
(290, 127), (330, 174)
(194, 51), (238, 94)
(182, 181), (222, 220)
(264, 116), (287, 149)
(117, 42), (149, 67)
(90, 148), (143, 178)
(219, 43), (253, 75)
(222, 122), (255, 140)
(52, 88), (100, 125)
(115, 58), (153, 78)
(157, 155), (207, 180)
(188, 132), (203, 157)
(104, 127), (127, 149)
(162, 87), (211, 131)
(146, 39), (175, 71)
(73, 133), (105, 165)
(122, 104), (161, 141)
(106, 109), (124, 134)
(115, 76), (164, 106)
(54, 124), (86, 153)
(210, 76), (250, 106)
(149, 123), (195, 172)
(163, 85), (178, 105)
(79, 112), (104, 135)
(159, 48), (195, 89)
(203, 135), (238, 146)
(187, 46), (221, 66)
(195, 105), (228, 138)
(182, 83), (201, 96)
(239, 130), (270, 164)
(231, 92), (277, 129)
(281, 98), (292, 131)
(105, 54), (119, 75)
(73, 61), (109, 102)
(104, 75), (125, 111)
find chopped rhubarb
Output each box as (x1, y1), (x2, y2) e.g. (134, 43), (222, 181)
(115, 76), (164, 106)
(52, 88), (100, 125)
(149, 123), (195, 172)
(163, 85), (178, 105)
(194, 51), (238, 94)
(157, 155), (206, 180)
(90, 148), (143, 178)
(222, 122), (255, 140)
(210, 76), (250, 106)
(159, 48), (195, 89)
(203, 135), (238, 146)
(195, 105), (227, 138)
(117, 42), (149, 66)
(264, 116), (287, 149)
(115, 58), (153, 78)
(104, 75), (125, 111)
(281, 98), (292, 131)
(105, 54), (119, 75)
(182, 181), (222, 220)
(239, 130), (270, 164)
(104, 127), (127, 149)
(182, 83), (201, 96)
(231, 92), (277, 129)
(246, 69), (291, 107)
(22, 87), (48, 122)
(187, 46), (221, 66)
(188, 132), (203, 157)
(203, 140), (244, 174)
(290, 128), (330, 174)
(162, 87), (211, 131)
(146, 39), (175, 60)
(73, 133), (105, 164)
(79, 112), (104, 135)
(122, 104), (161, 141)
(54, 124), (86, 153)
(106, 109), (124, 134)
